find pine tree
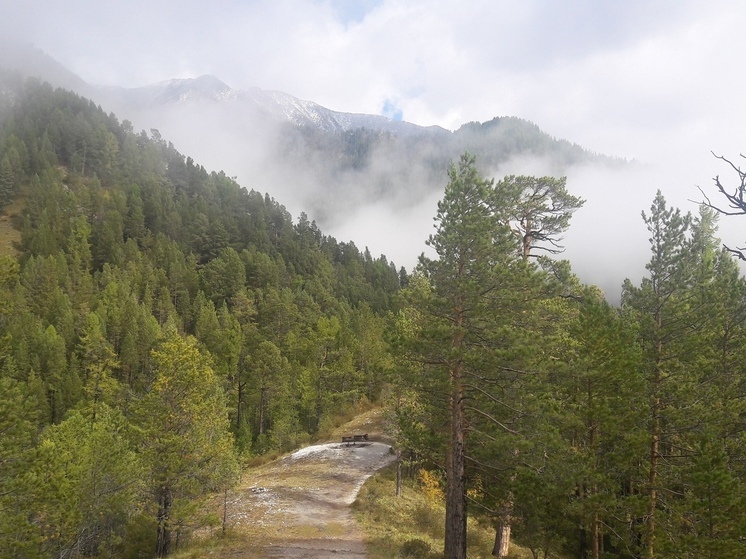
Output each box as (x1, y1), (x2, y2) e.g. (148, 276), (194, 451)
(410, 154), (544, 558)
(78, 313), (120, 420)
(497, 174), (584, 260)
(0, 377), (40, 558)
(559, 292), (646, 558)
(622, 191), (695, 558)
(35, 405), (142, 557)
(136, 328), (237, 557)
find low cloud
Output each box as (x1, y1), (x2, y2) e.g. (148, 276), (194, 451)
(3, 0), (746, 300)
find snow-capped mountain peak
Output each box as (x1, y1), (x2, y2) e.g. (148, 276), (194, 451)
(102, 76), (445, 137)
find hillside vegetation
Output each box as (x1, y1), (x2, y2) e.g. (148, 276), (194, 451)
(1, 75), (746, 559)
(0, 76), (401, 558)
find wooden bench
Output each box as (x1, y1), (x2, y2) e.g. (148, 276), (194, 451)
(342, 433), (369, 445)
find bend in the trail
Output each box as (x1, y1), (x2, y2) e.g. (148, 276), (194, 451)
(218, 413), (395, 559)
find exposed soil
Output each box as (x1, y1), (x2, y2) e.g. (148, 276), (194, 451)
(216, 410), (395, 558)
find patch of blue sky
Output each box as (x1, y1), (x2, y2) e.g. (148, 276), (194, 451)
(382, 99), (403, 121)
(329, 0), (382, 25)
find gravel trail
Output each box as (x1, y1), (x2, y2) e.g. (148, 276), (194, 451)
(220, 437), (394, 558)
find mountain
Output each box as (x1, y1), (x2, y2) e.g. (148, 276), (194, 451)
(0, 41), (91, 96)
(0, 43), (616, 166)
(97, 74), (446, 138)
(95, 74), (610, 169)
(0, 43), (627, 272)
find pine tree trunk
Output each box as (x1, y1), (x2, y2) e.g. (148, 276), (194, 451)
(592, 511), (600, 559)
(222, 488), (229, 536)
(492, 517), (511, 557)
(444, 357), (467, 559)
(237, 380), (244, 431)
(645, 337), (663, 559)
(588, 385), (599, 559)
(646, 390), (660, 559)
(493, 454), (516, 557)
(258, 386), (266, 435)
(156, 485), (173, 557)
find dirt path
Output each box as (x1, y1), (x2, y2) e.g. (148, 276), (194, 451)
(218, 412), (395, 558)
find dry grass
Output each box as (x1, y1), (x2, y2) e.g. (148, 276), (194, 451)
(176, 408), (545, 559)
(0, 190), (25, 257)
(353, 465), (538, 559)
(328, 406), (393, 444)
(353, 468), (446, 558)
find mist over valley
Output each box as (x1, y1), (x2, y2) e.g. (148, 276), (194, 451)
(0, 42), (691, 301)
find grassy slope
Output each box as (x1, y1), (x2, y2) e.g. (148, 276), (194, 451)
(0, 190), (24, 257)
(353, 466), (533, 559)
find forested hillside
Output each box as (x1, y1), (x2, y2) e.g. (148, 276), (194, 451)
(0, 75), (401, 558)
(1, 74), (745, 559)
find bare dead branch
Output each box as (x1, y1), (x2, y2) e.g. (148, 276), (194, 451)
(464, 405), (519, 434)
(692, 153), (746, 259)
(463, 382), (524, 415)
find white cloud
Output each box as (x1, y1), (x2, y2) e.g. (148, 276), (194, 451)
(4, 0), (746, 292)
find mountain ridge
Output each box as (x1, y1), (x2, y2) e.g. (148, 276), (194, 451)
(0, 42), (615, 167)
(0, 41), (626, 277)
(96, 73), (449, 138)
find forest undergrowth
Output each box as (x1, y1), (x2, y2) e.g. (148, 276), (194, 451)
(353, 463), (545, 559)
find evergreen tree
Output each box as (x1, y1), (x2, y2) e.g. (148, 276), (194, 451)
(558, 292), (646, 558)
(135, 329), (237, 557)
(497, 174), (584, 260)
(408, 154), (545, 558)
(35, 405), (142, 558)
(622, 192), (701, 558)
(0, 377), (40, 558)
(78, 313), (120, 420)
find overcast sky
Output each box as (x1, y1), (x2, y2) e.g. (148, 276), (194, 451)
(4, 0), (746, 297)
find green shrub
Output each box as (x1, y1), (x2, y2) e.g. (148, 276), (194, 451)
(121, 513), (156, 559)
(400, 538), (433, 558)
(413, 502), (443, 538)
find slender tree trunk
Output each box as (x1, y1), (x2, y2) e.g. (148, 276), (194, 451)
(258, 386), (266, 435)
(237, 380), (244, 431)
(156, 484), (173, 557)
(494, 447), (518, 557)
(521, 216), (533, 260)
(592, 511), (600, 559)
(444, 355), (467, 559)
(395, 388), (403, 497)
(588, 381), (600, 559)
(492, 510), (512, 557)
(396, 449), (403, 497)
(222, 487), (229, 536)
(646, 388), (660, 559)
(578, 497), (587, 558)
(645, 331), (663, 559)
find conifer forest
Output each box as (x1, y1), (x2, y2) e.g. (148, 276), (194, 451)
(1, 75), (745, 559)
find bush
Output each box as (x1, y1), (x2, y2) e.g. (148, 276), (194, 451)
(121, 513), (156, 559)
(400, 538), (433, 558)
(413, 502), (443, 539)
